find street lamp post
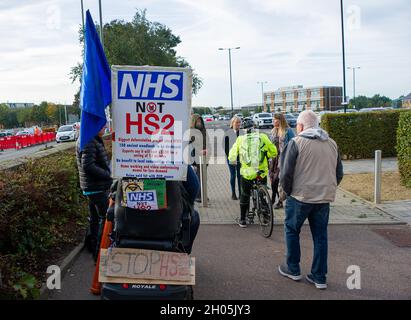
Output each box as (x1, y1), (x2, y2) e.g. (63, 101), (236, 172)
(340, 0), (347, 113)
(347, 66), (360, 108)
(219, 47), (240, 117)
(257, 81), (268, 112)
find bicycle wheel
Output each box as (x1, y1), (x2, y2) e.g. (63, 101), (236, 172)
(247, 190), (257, 224)
(257, 185), (274, 238)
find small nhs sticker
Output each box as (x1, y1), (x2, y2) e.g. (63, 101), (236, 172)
(118, 70), (183, 101)
(126, 190), (158, 210)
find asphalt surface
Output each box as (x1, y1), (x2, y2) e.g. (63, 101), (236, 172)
(47, 224), (411, 300)
(0, 141), (58, 162)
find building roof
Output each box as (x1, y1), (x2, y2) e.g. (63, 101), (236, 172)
(403, 93), (411, 100)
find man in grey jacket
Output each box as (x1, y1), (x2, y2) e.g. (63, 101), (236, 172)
(278, 110), (343, 289)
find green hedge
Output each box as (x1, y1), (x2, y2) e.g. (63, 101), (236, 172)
(321, 110), (408, 159)
(396, 111), (411, 188)
(0, 149), (88, 299)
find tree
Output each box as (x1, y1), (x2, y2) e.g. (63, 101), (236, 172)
(70, 9), (203, 106)
(0, 103), (10, 128)
(16, 108), (31, 127)
(45, 103), (59, 125)
(349, 95), (368, 109)
(31, 102), (49, 126)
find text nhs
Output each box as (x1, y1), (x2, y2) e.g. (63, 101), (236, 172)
(127, 192), (155, 202)
(118, 71), (183, 101)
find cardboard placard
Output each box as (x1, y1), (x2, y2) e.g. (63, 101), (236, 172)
(99, 248), (192, 282)
(99, 250), (195, 285)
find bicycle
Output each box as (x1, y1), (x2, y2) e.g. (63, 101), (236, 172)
(246, 172), (274, 238)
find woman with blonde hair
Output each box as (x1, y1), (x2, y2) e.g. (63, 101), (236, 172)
(225, 116), (242, 200)
(269, 113), (295, 208)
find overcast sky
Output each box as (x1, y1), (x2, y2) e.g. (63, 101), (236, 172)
(1, 0), (410, 107)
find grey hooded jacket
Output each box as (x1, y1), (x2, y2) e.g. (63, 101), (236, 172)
(279, 128), (344, 204)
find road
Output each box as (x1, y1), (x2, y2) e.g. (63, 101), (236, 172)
(0, 141), (59, 163)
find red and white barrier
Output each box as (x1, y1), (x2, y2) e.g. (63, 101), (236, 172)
(0, 132), (56, 151)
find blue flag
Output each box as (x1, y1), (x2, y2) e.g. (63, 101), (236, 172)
(79, 10), (111, 151)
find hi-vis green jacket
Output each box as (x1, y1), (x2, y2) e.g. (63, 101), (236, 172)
(228, 132), (277, 180)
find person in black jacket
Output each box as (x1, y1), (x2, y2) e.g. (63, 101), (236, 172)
(76, 126), (112, 260)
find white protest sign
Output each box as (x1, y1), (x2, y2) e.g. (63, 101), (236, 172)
(111, 65), (192, 180)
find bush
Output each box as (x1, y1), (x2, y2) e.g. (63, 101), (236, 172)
(396, 111), (411, 188)
(321, 110), (407, 159)
(0, 149), (88, 299)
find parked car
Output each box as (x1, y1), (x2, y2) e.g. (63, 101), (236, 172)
(56, 125), (78, 143)
(358, 107), (387, 113)
(15, 130), (31, 136)
(241, 117), (254, 129)
(317, 111), (336, 125)
(252, 113), (273, 129)
(0, 131), (13, 137)
(285, 113), (297, 128)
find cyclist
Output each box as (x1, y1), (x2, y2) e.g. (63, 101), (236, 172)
(228, 123), (278, 227)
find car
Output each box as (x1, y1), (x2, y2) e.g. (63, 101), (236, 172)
(284, 113), (297, 128)
(317, 111), (336, 125)
(252, 113), (273, 128)
(0, 131), (12, 137)
(56, 125), (78, 143)
(336, 109), (358, 113)
(358, 107), (387, 113)
(240, 117), (253, 129)
(15, 130), (31, 136)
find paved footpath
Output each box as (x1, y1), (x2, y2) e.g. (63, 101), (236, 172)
(342, 157), (398, 174)
(47, 224), (411, 300)
(199, 160), (402, 225)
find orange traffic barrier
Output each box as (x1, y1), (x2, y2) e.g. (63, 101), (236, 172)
(90, 219), (113, 295)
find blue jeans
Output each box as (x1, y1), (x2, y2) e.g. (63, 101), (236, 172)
(284, 196), (329, 283)
(227, 159), (241, 196)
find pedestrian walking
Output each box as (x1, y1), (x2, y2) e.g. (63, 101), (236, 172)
(189, 114), (209, 202)
(269, 113), (295, 208)
(225, 116), (242, 200)
(278, 110), (343, 289)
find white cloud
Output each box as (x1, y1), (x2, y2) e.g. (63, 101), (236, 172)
(0, 0), (410, 106)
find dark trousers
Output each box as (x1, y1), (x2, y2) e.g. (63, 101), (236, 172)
(240, 176), (267, 221)
(86, 191), (109, 258)
(227, 160), (241, 196)
(271, 177), (280, 204)
(284, 196), (330, 283)
(184, 209), (200, 254)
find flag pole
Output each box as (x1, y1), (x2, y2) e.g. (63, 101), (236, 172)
(98, 0), (104, 49)
(98, 0), (111, 132)
(81, 0), (85, 34)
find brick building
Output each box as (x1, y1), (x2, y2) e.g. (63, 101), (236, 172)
(263, 85), (343, 113)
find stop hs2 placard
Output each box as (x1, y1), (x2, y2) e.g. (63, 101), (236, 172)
(111, 65), (192, 180)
